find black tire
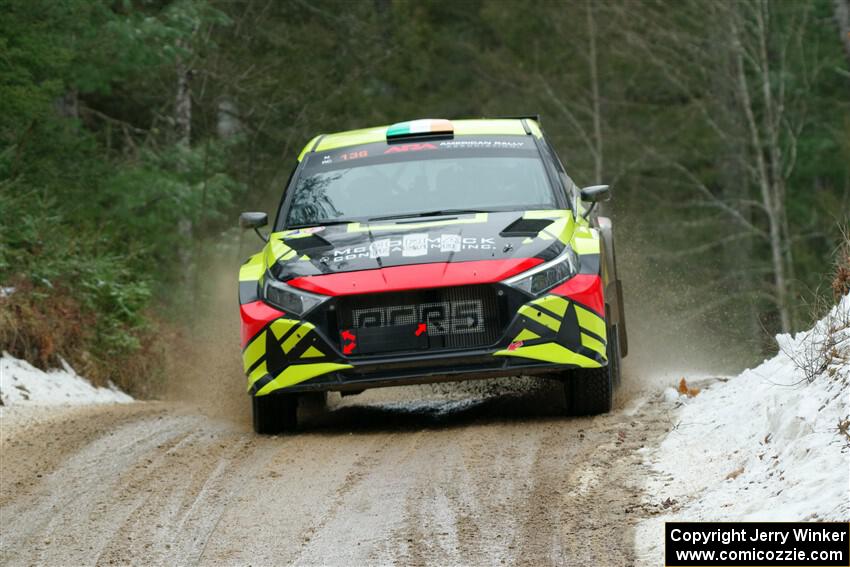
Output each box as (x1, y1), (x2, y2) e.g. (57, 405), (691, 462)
(299, 391), (328, 411)
(298, 391), (328, 422)
(565, 325), (620, 416)
(252, 394), (298, 435)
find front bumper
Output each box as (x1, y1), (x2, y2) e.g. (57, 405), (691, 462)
(240, 275), (608, 397)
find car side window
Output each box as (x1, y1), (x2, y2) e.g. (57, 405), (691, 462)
(542, 139), (578, 206)
(274, 160), (302, 230)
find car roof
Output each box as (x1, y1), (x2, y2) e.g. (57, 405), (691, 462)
(297, 117), (544, 161)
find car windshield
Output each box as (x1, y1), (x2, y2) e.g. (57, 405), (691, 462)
(282, 141), (555, 228)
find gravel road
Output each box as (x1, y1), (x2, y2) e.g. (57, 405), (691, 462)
(0, 379), (676, 566)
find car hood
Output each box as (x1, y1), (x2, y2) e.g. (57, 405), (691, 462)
(264, 210), (574, 284)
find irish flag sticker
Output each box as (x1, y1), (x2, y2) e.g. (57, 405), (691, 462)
(387, 119), (453, 139)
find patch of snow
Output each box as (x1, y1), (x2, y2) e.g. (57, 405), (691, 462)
(0, 352), (133, 406)
(635, 296), (850, 566)
(662, 387), (680, 404)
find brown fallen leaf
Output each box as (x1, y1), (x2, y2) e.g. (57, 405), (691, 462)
(726, 466), (745, 480)
(678, 377), (701, 398)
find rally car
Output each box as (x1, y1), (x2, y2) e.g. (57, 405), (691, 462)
(238, 117), (627, 434)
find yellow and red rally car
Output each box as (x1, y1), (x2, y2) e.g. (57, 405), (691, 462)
(238, 117), (627, 434)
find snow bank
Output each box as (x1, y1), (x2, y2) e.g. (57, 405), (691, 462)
(0, 353), (133, 406)
(636, 296), (850, 564)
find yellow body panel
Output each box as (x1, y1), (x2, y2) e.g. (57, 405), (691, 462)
(575, 305), (606, 340)
(517, 305), (561, 333)
(571, 225), (600, 255)
(247, 361), (268, 388)
(531, 295), (569, 318)
(239, 253), (265, 282)
(580, 333), (607, 357)
(243, 330), (267, 372)
(494, 343), (602, 367)
(255, 363), (354, 395)
(282, 322), (315, 354)
(301, 346), (325, 358)
(296, 135), (322, 161)
(513, 329), (541, 342)
(269, 319), (298, 341)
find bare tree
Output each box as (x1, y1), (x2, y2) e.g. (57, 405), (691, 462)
(175, 44), (192, 146)
(175, 40), (194, 282)
(586, 0), (603, 184)
(616, 0), (821, 333)
(835, 0), (850, 66)
(530, 1), (607, 185)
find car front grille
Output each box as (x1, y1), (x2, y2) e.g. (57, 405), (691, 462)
(336, 284), (505, 356)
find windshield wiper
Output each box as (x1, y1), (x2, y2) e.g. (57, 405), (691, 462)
(285, 219), (356, 230)
(369, 208), (494, 222)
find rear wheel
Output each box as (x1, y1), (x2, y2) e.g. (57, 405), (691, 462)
(565, 325), (620, 416)
(252, 394), (298, 435)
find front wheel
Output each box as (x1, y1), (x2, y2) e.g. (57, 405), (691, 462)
(252, 394), (298, 435)
(565, 325), (620, 416)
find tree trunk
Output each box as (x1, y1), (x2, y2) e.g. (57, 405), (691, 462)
(732, 5), (792, 333)
(713, 7), (761, 342)
(176, 50), (194, 290)
(835, 0), (850, 65)
(175, 54), (192, 146)
(55, 87), (79, 119)
(217, 98), (239, 139)
(586, 0), (603, 184)
(756, 0), (794, 330)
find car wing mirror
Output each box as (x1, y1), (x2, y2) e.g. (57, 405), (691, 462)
(240, 212), (269, 242)
(579, 185), (610, 219)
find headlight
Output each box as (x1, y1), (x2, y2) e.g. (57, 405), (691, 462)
(504, 245), (578, 296)
(263, 277), (328, 317)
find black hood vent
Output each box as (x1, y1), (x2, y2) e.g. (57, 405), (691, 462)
(499, 217), (553, 237)
(282, 234), (334, 254)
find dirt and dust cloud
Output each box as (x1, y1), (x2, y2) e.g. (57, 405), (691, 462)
(614, 211), (740, 399)
(165, 249), (251, 428)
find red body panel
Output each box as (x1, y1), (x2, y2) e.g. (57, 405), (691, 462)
(240, 300), (285, 348)
(240, 264), (603, 349)
(285, 258), (544, 296)
(551, 274), (605, 317)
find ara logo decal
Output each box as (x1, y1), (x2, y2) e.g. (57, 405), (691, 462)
(383, 143), (437, 154)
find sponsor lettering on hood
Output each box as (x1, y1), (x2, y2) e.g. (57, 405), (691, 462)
(322, 233), (497, 263)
